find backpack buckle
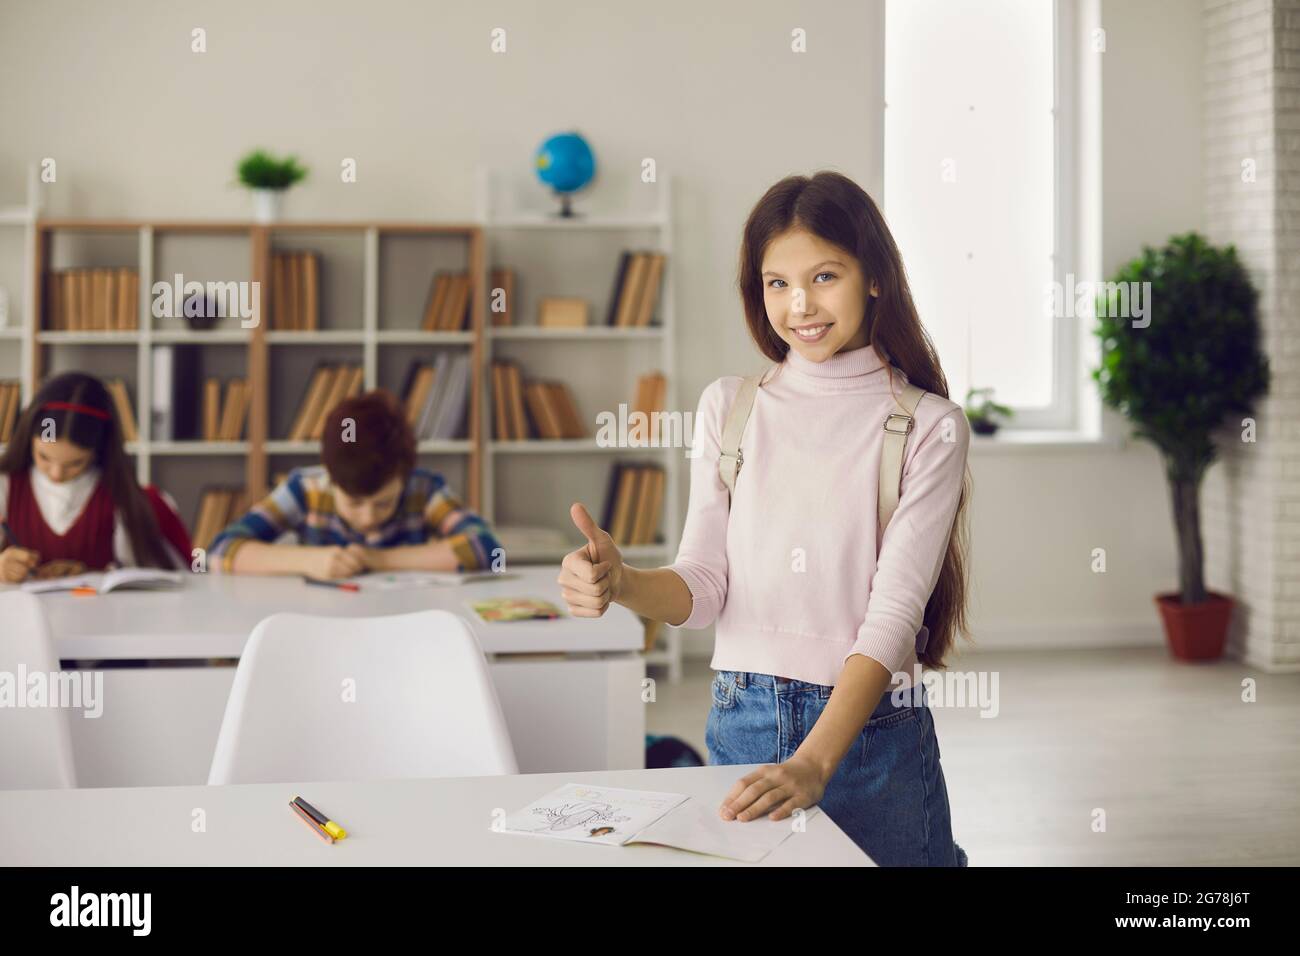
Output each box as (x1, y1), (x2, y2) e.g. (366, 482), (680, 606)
(884, 413), (913, 435)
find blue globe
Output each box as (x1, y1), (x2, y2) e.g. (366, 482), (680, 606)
(535, 133), (596, 201)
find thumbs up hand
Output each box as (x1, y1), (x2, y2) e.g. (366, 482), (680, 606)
(557, 502), (624, 618)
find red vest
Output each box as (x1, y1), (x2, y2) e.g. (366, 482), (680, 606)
(6, 469), (116, 569)
(5, 471), (193, 569)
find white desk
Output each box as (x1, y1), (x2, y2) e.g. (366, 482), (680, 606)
(17, 569), (648, 786)
(0, 766), (872, 866)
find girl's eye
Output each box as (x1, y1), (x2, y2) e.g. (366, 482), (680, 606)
(767, 273), (834, 289)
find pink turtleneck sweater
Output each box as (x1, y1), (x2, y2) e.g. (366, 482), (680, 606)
(667, 343), (970, 688)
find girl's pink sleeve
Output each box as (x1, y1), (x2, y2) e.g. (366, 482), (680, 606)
(666, 377), (738, 630)
(845, 405), (971, 675)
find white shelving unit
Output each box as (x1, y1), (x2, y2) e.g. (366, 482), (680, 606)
(0, 166), (39, 410)
(7, 219), (486, 530)
(476, 168), (685, 681)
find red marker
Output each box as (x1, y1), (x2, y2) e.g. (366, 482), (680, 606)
(302, 577), (360, 592)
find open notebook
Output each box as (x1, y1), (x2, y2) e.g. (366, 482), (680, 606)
(21, 569), (185, 594)
(496, 783), (820, 863)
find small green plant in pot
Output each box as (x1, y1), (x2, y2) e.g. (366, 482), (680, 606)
(965, 387), (1013, 436)
(1092, 232), (1270, 661)
(236, 150), (307, 223)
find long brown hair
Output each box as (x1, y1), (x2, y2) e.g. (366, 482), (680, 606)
(0, 372), (180, 569)
(737, 170), (973, 668)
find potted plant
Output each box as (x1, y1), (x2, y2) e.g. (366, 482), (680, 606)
(236, 150), (307, 223)
(964, 387), (1013, 435)
(1092, 232), (1270, 661)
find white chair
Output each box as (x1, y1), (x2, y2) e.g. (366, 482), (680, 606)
(0, 592), (78, 789)
(207, 608), (518, 785)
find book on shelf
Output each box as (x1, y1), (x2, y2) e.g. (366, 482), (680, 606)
(284, 364), (363, 442)
(631, 371), (667, 443)
(192, 486), (252, 552)
(606, 251), (666, 328)
(489, 267), (514, 327)
(105, 378), (138, 442)
(399, 354), (471, 441)
(0, 381), (21, 443)
(601, 462), (665, 546)
(269, 251), (320, 331)
(421, 272), (472, 332)
(489, 361), (585, 441)
(44, 268), (138, 331)
(151, 345), (201, 441)
(538, 297), (588, 328)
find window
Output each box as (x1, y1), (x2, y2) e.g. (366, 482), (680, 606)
(885, 0), (1074, 428)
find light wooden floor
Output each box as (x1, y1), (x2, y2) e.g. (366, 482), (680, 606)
(646, 647), (1300, 866)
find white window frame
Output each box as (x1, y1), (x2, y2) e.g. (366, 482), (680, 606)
(884, 0), (1081, 432)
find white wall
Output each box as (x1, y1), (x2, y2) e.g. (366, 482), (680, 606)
(0, 0), (1213, 658)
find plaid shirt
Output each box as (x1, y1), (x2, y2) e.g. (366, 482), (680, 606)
(208, 465), (502, 572)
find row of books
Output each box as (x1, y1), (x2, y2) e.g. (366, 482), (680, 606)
(421, 272), (473, 332)
(269, 252), (320, 331)
(201, 378), (252, 442)
(43, 268), (140, 331)
(287, 365), (364, 442)
(490, 361), (586, 441)
(0, 382), (20, 442)
(397, 354), (471, 440)
(192, 487), (252, 552)
(606, 252), (666, 327)
(601, 463), (665, 546)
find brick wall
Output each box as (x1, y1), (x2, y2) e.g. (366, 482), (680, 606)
(1202, 0), (1300, 671)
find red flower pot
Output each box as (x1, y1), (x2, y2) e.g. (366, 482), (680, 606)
(1154, 591), (1234, 661)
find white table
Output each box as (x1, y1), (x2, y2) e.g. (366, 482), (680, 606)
(20, 568), (648, 786)
(0, 766), (872, 866)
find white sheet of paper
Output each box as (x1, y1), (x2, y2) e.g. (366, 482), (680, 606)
(345, 570), (517, 590)
(497, 783), (689, 846)
(629, 798), (822, 863)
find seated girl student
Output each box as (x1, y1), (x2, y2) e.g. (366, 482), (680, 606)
(0, 372), (193, 583)
(209, 390), (501, 579)
(558, 171), (973, 866)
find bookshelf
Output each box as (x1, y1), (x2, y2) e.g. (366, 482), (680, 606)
(0, 179), (688, 679)
(5, 219), (484, 533)
(477, 168), (685, 680)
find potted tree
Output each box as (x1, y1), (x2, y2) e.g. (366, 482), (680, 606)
(1093, 232), (1270, 661)
(236, 150), (307, 223)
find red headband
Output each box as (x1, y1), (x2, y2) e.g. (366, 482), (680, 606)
(43, 401), (113, 421)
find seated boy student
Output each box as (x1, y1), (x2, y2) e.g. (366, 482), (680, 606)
(209, 390), (502, 580)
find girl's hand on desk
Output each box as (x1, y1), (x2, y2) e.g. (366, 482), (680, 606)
(558, 502), (623, 618)
(719, 755), (827, 823)
(304, 545), (368, 580)
(0, 546), (40, 583)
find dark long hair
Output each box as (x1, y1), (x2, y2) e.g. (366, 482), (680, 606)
(0, 372), (179, 569)
(737, 170), (973, 668)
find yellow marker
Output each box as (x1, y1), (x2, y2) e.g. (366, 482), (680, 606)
(292, 796), (347, 841)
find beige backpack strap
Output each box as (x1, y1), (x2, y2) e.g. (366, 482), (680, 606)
(878, 381), (927, 534)
(718, 373), (764, 498)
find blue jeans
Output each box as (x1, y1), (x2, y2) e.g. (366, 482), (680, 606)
(705, 670), (969, 867)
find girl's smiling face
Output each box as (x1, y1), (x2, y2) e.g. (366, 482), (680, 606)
(761, 228), (879, 362)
